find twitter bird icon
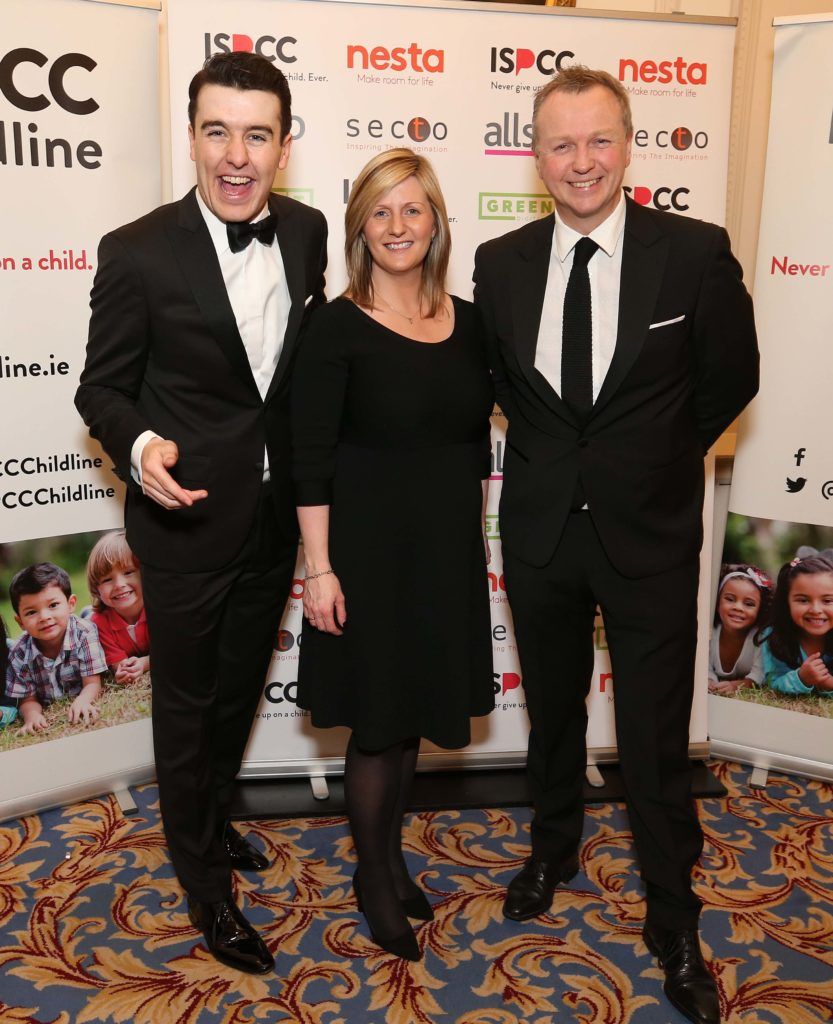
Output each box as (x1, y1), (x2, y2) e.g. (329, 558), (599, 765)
(786, 477), (807, 493)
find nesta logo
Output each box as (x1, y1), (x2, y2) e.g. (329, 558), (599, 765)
(624, 185), (690, 211)
(346, 115), (447, 142)
(204, 33), (297, 64)
(490, 47), (574, 75)
(0, 48), (97, 113)
(619, 57), (707, 85)
(634, 126), (708, 151)
(347, 43), (444, 73)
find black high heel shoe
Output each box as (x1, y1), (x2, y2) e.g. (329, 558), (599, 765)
(352, 873), (421, 961)
(353, 868), (434, 921)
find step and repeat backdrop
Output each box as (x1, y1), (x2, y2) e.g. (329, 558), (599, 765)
(2, 0), (736, 816)
(165, 0), (735, 775)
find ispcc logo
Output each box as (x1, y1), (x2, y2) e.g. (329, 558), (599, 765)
(624, 185), (690, 211)
(0, 48), (98, 114)
(490, 47), (575, 76)
(634, 126), (708, 151)
(265, 680), (298, 704)
(493, 671), (522, 696)
(204, 32), (297, 64)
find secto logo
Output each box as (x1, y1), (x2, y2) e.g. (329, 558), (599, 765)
(633, 127), (708, 151)
(346, 115), (447, 142)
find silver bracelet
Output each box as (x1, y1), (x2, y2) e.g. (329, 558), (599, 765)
(305, 568), (335, 580)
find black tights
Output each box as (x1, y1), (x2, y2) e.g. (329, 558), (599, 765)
(344, 734), (420, 938)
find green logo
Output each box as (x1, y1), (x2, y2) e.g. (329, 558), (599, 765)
(273, 187), (315, 206)
(485, 514), (500, 540)
(478, 192), (553, 221)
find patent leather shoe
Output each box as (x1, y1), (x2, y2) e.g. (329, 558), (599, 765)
(224, 823), (269, 872)
(187, 896), (274, 974)
(352, 874), (422, 960)
(503, 853), (580, 922)
(643, 923), (720, 1024)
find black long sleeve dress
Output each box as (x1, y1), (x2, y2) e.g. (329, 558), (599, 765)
(292, 295), (495, 750)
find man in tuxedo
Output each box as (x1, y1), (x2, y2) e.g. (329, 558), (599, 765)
(76, 52), (327, 974)
(474, 67), (758, 1024)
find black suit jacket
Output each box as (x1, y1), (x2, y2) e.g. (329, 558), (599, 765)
(76, 187), (328, 573)
(474, 197), (758, 579)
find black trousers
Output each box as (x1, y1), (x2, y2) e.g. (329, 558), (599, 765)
(503, 511), (703, 930)
(141, 485), (296, 902)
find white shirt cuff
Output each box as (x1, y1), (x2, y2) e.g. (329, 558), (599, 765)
(131, 430), (161, 489)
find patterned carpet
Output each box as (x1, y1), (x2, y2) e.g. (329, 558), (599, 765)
(1, 761), (832, 1024)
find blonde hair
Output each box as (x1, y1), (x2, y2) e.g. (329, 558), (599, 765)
(344, 148), (450, 318)
(532, 65), (633, 150)
(86, 530), (139, 611)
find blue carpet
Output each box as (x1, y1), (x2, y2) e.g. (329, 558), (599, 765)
(1, 761), (832, 1023)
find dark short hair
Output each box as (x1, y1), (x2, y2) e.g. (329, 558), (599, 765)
(10, 562), (72, 614)
(188, 52), (292, 141)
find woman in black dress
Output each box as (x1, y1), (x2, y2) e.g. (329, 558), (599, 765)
(292, 149), (494, 961)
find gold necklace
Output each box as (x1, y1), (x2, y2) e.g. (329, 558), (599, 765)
(375, 291), (422, 325)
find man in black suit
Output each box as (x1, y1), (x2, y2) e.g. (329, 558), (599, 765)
(76, 53), (327, 974)
(474, 67), (758, 1024)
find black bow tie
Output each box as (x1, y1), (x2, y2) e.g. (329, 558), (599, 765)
(226, 214), (277, 254)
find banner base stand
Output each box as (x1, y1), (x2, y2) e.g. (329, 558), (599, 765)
(113, 788), (138, 816)
(229, 761), (725, 820)
(749, 767), (769, 789)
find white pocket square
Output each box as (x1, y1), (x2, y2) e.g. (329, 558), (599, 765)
(649, 314), (685, 330)
(304, 294), (314, 307)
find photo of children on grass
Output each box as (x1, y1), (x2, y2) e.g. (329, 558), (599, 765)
(0, 529), (151, 752)
(712, 513), (833, 719)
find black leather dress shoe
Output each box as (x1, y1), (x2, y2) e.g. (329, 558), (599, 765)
(643, 923), (720, 1024)
(503, 853), (580, 922)
(187, 896), (274, 974)
(224, 823), (269, 872)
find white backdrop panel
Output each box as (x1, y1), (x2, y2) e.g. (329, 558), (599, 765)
(166, 0), (734, 772)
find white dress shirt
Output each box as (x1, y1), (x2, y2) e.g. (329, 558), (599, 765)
(534, 192), (626, 402)
(131, 191), (291, 483)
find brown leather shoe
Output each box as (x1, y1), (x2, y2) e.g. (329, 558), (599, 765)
(224, 823), (269, 872)
(643, 923), (720, 1024)
(187, 896), (274, 974)
(503, 853), (580, 921)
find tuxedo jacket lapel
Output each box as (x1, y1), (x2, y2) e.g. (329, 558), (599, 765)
(594, 198), (668, 414)
(167, 189), (260, 397)
(514, 215), (580, 428)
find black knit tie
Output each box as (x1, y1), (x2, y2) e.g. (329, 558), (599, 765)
(561, 236), (599, 419)
(227, 214), (277, 254)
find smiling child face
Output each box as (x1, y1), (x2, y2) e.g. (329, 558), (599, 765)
(15, 585), (76, 654)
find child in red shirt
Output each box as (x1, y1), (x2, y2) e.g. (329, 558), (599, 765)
(87, 531), (150, 683)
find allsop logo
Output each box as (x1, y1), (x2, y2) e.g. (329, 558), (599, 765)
(479, 192), (553, 222)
